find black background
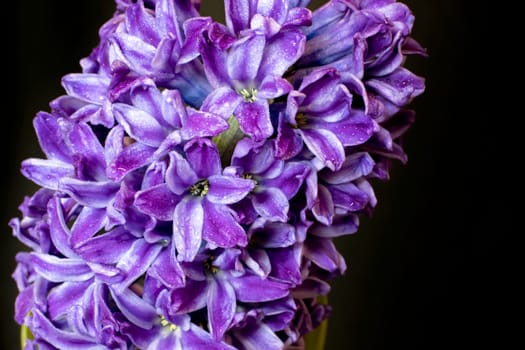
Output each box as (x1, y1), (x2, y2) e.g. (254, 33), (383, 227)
(2, 1), (491, 349)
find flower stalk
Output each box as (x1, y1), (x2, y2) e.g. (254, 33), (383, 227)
(213, 115), (245, 166)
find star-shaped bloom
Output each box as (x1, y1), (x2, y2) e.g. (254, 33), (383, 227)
(135, 138), (255, 261)
(229, 138), (310, 222)
(168, 248), (290, 340)
(277, 68), (375, 170)
(197, 27), (305, 140)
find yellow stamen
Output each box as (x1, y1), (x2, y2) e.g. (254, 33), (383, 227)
(242, 173), (258, 187)
(204, 255), (219, 274)
(239, 88), (258, 103)
(160, 316), (178, 332)
(294, 113), (308, 128)
(190, 180), (209, 197)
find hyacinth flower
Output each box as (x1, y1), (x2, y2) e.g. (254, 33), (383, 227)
(276, 67), (375, 171)
(10, 1), (425, 349)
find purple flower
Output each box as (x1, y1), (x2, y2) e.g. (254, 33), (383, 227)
(121, 290), (236, 350)
(10, 1), (426, 348)
(294, 0), (426, 118)
(111, 78), (228, 168)
(135, 138), (255, 261)
(285, 297), (332, 346)
(167, 248), (290, 340)
(197, 24), (305, 140)
(229, 138), (310, 222)
(277, 67), (375, 170)
(243, 218), (302, 285)
(226, 297), (297, 350)
(312, 151), (376, 225)
(224, 0), (312, 36)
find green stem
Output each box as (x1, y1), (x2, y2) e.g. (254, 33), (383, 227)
(212, 115), (245, 167)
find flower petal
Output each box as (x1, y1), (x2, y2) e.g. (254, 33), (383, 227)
(235, 100), (273, 141)
(318, 112), (374, 146)
(275, 116), (303, 160)
(310, 214), (359, 238)
(234, 321), (284, 350)
(267, 247), (302, 285)
(150, 333), (180, 350)
(47, 197), (76, 258)
(173, 196), (204, 261)
(304, 236), (346, 273)
(109, 33), (155, 75)
(257, 28), (305, 78)
(31, 309), (102, 350)
(249, 220), (295, 248)
(125, 1), (160, 46)
(14, 286), (33, 324)
(208, 278), (236, 340)
(114, 239), (163, 292)
(59, 178), (120, 208)
(329, 182), (370, 212)
(301, 128), (345, 171)
(113, 103), (168, 147)
(257, 76), (292, 99)
(312, 184), (334, 226)
(61, 73), (109, 103)
(129, 81), (173, 128)
(109, 287), (157, 330)
(200, 36), (230, 88)
(250, 13), (282, 37)
(183, 324), (237, 350)
(142, 160), (168, 189)
(321, 152), (375, 184)
(263, 161), (310, 199)
(207, 175), (254, 205)
(232, 137), (279, 175)
(23, 253), (92, 282)
(75, 227), (135, 264)
(165, 152), (198, 196)
(180, 17), (213, 64)
(252, 187), (289, 222)
(33, 112), (72, 163)
(67, 123), (107, 180)
(184, 138), (222, 178)
(148, 248), (185, 289)
(229, 274), (289, 302)
(107, 142), (156, 182)
(257, 0), (287, 23)
(286, 6), (312, 27)
(298, 68), (345, 113)
(202, 201), (248, 248)
(21, 158), (73, 190)
(47, 281), (91, 320)
(135, 184), (181, 221)
(181, 110), (229, 139)
(225, 0), (251, 33)
(366, 67), (425, 106)
(227, 33), (265, 83)
(70, 207), (107, 246)
(244, 248), (271, 277)
(170, 279), (208, 314)
(292, 276), (331, 299)
(201, 86), (243, 119)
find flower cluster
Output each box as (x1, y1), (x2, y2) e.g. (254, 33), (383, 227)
(10, 0), (425, 349)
